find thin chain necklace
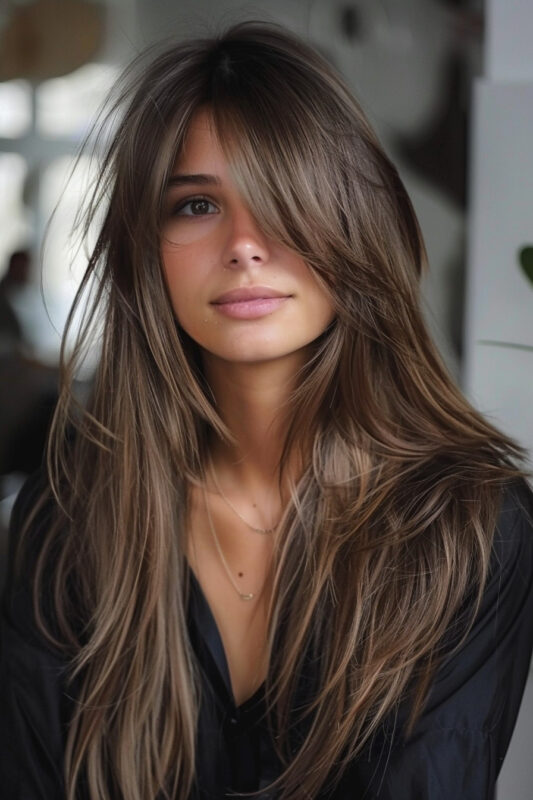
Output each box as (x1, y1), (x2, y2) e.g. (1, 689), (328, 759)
(202, 482), (255, 601)
(208, 457), (280, 535)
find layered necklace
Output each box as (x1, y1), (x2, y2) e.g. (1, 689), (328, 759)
(202, 484), (256, 601)
(208, 457), (281, 535)
(202, 462), (280, 601)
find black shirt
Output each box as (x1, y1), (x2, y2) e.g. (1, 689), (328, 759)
(1, 474), (533, 799)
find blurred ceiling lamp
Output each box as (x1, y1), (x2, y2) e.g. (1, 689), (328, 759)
(0, 0), (105, 81)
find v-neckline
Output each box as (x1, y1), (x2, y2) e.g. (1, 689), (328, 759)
(187, 563), (266, 710)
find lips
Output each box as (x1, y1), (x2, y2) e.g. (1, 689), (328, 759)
(210, 286), (291, 320)
(211, 286), (289, 304)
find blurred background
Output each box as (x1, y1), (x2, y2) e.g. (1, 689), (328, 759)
(0, 0), (532, 795)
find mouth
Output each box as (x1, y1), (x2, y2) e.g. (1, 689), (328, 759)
(211, 286), (292, 319)
(212, 286), (290, 304)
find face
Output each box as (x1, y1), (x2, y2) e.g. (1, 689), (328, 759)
(160, 108), (335, 370)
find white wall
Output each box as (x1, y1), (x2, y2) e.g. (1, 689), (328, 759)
(464, 82), (533, 451)
(485, 0), (533, 82)
(464, 2), (533, 797)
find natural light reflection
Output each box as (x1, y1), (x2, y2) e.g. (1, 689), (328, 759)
(0, 153), (31, 272)
(36, 63), (119, 139)
(0, 81), (32, 138)
(38, 154), (100, 367)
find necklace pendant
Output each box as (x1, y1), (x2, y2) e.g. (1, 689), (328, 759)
(203, 482), (259, 602)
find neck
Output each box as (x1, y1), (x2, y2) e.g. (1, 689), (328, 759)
(202, 353), (304, 491)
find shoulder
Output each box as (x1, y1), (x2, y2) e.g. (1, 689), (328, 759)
(5, 468), (54, 581)
(0, 473), (74, 798)
(480, 476), (533, 650)
(487, 477), (533, 590)
(494, 476), (533, 540)
(452, 476), (533, 651)
(2, 468), (63, 649)
(9, 467), (51, 534)
(423, 477), (533, 720)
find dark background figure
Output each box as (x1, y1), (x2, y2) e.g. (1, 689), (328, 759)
(0, 250), (29, 347)
(0, 249), (58, 591)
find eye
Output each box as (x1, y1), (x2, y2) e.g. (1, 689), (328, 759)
(174, 197), (219, 217)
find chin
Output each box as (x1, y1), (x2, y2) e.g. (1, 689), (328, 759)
(205, 339), (315, 367)
(218, 350), (289, 365)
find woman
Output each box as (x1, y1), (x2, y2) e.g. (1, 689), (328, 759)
(1, 21), (532, 800)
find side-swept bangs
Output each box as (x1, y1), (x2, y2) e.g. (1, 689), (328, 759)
(201, 28), (426, 329)
(100, 23), (424, 340)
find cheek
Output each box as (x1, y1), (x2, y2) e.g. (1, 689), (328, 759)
(304, 280), (336, 332)
(316, 296), (336, 327)
(288, 258), (335, 323)
(160, 246), (205, 317)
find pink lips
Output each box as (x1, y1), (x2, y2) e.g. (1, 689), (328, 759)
(211, 286), (291, 319)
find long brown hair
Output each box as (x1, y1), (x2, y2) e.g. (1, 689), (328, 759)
(24, 21), (527, 800)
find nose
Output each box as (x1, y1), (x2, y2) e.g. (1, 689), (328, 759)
(221, 206), (270, 270)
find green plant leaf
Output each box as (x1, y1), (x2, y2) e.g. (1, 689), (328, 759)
(518, 245), (533, 285)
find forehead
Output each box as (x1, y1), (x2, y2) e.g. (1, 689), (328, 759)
(176, 108), (226, 173)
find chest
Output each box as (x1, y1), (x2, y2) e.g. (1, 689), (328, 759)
(187, 490), (274, 707)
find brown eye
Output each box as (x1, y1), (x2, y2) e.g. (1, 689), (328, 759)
(176, 197), (218, 216)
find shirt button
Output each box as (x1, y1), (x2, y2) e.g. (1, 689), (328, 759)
(230, 717), (238, 725)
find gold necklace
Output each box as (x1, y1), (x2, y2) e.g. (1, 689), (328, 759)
(202, 483), (255, 601)
(208, 458), (280, 535)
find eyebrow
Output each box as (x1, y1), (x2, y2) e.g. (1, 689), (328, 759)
(166, 173), (222, 188)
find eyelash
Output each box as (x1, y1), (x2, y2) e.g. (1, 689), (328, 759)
(173, 195), (219, 217)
